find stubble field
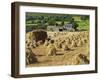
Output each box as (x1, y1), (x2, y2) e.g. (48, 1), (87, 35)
(26, 31), (89, 67)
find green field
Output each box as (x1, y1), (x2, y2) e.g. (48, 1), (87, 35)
(26, 12), (89, 31)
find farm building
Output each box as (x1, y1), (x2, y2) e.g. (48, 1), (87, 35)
(47, 24), (75, 31)
(63, 24), (75, 31)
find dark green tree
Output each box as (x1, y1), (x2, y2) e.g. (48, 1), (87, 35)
(48, 19), (56, 26)
(61, 21), (64, 26)
(69, 18), (79, 31)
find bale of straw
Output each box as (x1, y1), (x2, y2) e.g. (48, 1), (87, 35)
(47, 40), (57, 56)
(71, 40), (77, 47)
(26, 48), (37, 65)
(62, 44), (70, 51)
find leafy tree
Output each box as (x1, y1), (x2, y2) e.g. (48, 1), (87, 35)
(69, 18), (78, 31)
(61, 21), (64, 26)
(70, 18), (75, 23)
(48, 19), (56, 25)
(55, 23), (59, 26)
(73, 22), (79, 31)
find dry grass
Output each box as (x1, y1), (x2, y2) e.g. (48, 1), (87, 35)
(26, 31), (89, 67)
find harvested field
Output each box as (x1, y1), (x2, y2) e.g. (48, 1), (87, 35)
(26, 31), (89, 67)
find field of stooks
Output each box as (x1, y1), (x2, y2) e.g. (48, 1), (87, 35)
(26, 30), (90, 67)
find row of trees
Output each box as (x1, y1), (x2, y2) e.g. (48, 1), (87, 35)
(26, 13), (89, 24)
